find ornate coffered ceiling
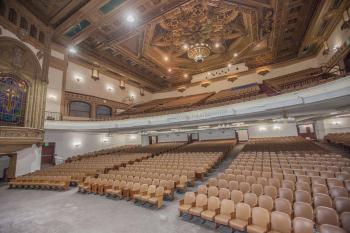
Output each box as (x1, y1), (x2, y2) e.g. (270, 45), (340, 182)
(19, 0), (349, 92)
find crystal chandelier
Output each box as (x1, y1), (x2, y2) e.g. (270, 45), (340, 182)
(187, 43), (211, 63)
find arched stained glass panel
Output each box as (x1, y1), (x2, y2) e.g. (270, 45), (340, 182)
(0, 75), (28, 126)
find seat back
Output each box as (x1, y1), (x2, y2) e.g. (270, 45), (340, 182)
(258, 195), (274, 212)
(236, 202), (251, 221)
(340, 212), (350, 233)
(195, 194), (208, 208)
(208, 186), (219, 197)
(251, 207), (270, 228)
(197, 185), (207, 195)
(231, 190), (243, 204)
(319, 224), (346, 233)
(295, 190), (312, 204)
(208, 178), (218, 187)
(315, 206), (339, 226)
(279, 188), (294, 203)
(275, 198), (292, 216)
(218, 188), (230, 201)
(330, 186), (348, 199)
(220, 199), (234, 216)
(244, 192), (257, 208)
(132, 183), (141, 191)
(293, 202), (313, 220)
(293, 217), (314, 233)
(229, 180), (238, 190)
(270, 211), (292, 233)
(314, 193), (333, 208)
(312, 184), (328, 195)
(264, 185), (277, 200)
(251, 184), (263, 196)
(184, 192), (196, 205)
(239, 182), (250, 194)
(207, 196), (220, 211)
(155, 186), (164, 197)
(334, 197), (350, 214)
(140, 184), (149, 193)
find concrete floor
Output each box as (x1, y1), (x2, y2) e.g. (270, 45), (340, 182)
(0, 144), (244, 233)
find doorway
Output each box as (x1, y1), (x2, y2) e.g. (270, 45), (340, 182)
(236, 129), (249, 142)
(297, 124), (317, 139)
(0, 154), (16, 182)
(41, 142), (55, 165)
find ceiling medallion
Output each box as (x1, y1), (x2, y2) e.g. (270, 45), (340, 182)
(187, 43), (211, 63)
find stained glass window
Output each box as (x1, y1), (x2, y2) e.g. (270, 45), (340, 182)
(0, 75), (28, 126)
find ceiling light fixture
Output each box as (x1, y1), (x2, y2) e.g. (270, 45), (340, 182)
(126, 14), (135, 23)
(233, 53), (238, 57)
(188, 43), (211, 63)
(215, 42), (220, 48)
(183, 73), (188, 78)
(68, 46), (77, 54)
(163, 56), (169, 61)
(167, 68), (172, 72)
(183, 44), (189, 50)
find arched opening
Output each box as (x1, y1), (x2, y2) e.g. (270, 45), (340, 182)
(20, 17), (28, 30)
(8, 8), (17, 25)
(0, 74), (28, 126)
(69, 101), (91, 118)
(38, 31), (45, 43)
(343, 50), (350, 73)
(30, 25), (37, 38)
(96, 105), (112, 118)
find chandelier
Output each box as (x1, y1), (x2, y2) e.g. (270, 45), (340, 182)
(187, 43), (211, 63)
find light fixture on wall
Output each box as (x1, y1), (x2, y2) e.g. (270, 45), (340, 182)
(91, 67), (100, 81)
(227, 75), (238, 82)
(332, 121), (341, 125)
(75, 76), (82, 82)
(201, 77), (210, 88)
(139, 87), (145, 96)
(273, 125), (281, 130)
(68, 46), (77, 54)
(73, 143), (81, 148)
(259, 126), (267, 131)
(256, 67), (270, 76)
(177, 86), (186, 93)
(119, 80), (126, 90)
(107, 86), (113, 92)
(48, 94), (57, 100)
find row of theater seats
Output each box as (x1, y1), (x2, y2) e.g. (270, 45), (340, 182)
(243, 136), (326, 152)
(325, 133), (350, 150)
(179, 193), (349, 233)
(9, 176), (71, 190)
(78, 176), (176, 208)
(175, 140), (236, 153)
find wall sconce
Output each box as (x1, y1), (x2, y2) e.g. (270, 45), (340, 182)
(332, 121), (341, 125)
(273, 125), (281, 130)
(102, 138), (108, 143)
(323, 41), (329, 55)
(341, 9), (350, 30)
(91, 67), (100, 81)
(256, 68), (270, 76)
(259, 126), (267, 131)
(139, 87), (145, 96)
(73, 143), (81, 148)
(227, 75), (238, 82)
(129, 135), (137, 140)
(119, 80), (126, 90)
(107, 86), (113, 92)
(48, 94), (57, 100)
(201, 80), (210, 88)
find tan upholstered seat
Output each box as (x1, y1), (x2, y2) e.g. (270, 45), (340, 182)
(229, 180), (239, 191)
(315, 206), (339, 226)
(134, 184), (148, 202)
(130, 182), (141, 199)
(252, 184), (263, 196)
(148, 186), (164, 208)
(231, 190), (243, 204)
(208, 178), (218, 187)
(312, 184), (329, 195)
(201, 196), (220, 222)
(247, 207), (270, 233)
(189, 194), (208, 217)
(334, 197), (350, 215)
(330, 186), (348, 199)
(293, 202), (313, 220)
(319, 224), (346, 233)
(197, 185), (207, 195)
(179, 192), (196, 216)
(258, 195), (274, 212)
(275, 198), (292, 216)
(295, 190), (312, 204)
(279, 188), (294, 203)
(240, 182), (251, 194)
(264, 185), (277, 200)
(292, 217), (314, 233)
(229, 202), (251, 231)
(268, 211), (291, 233)
(208, 186), (219, 197)
(218, 188), (230, 201)
(244, 192), (258, 208)
(214, 199), (234, 226)
(218, 179), (228, 189)
(340, 212), (350, 233)
(314, 193), (333, 208)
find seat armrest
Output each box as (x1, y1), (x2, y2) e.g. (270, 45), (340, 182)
(179, 199), (184, 205)
(215, 208), (220, 215)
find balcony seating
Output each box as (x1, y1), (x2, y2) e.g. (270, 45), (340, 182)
(325, 133), (350, 150)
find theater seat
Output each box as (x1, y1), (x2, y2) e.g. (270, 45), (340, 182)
(148, 186), (164, 209)
(279, 188), (293, 203)
(258, 195), (274, 212)
(264, 185), (277, 200)
(315, 206), (339, 226)
(247, 207), (270, 233)
(319, 224), (346, 233)
(231, 190), (243, 205)
(244, 192), (258, 208)
(197, 185), (207, 195)
(340, 212), (350, 233)
(252, 184), (263, 196)
(189, 194), (208, 217)
(134, 184), (148, 202)
(201, 196), (220, 222)
(229, 202), (251, 232)
(292, 217), (314, 233)
(330, 187), (348, 199)
(268, 211), (292, 233)
(208, 186), (219, 197)
(293, 202), (313, 220)
(334, 197), (350, 215)
(214, 199), (234, 226)
(218, 188), (230, 201)
(275, 198), (292, 217)
(314, 193), (333, 208)
(179, 192), (195, 216)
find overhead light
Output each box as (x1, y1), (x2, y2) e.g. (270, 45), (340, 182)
(163, 56), (169, 61)
(259, 126), (267, 131)
(75, 76), (82, 82)
(332, 121), (341, 125)
(183, 44), (189, 50)
(228, 63), (232, 68)
(73, 143), (81, 148)
(129, 135), (137, 140)
(273, 125), (281, 130)
(233, 53), (238, 57)
(183, 73), (188, 78)
(188, 43), (211, 63)
(102, 138), (108, 143)
(119, 80), (126, 89)
(91, 67), (100, 81)
(126, 14), (135, 23)
(48, 94), (57, 100)
(139, 87), (145, 96)
(107, 86), (113, 92)
(214, 42), (220, 48)
(68, 46), (77, 54)
(177, 86), (186, 92)
(167, 68), (172, 73)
